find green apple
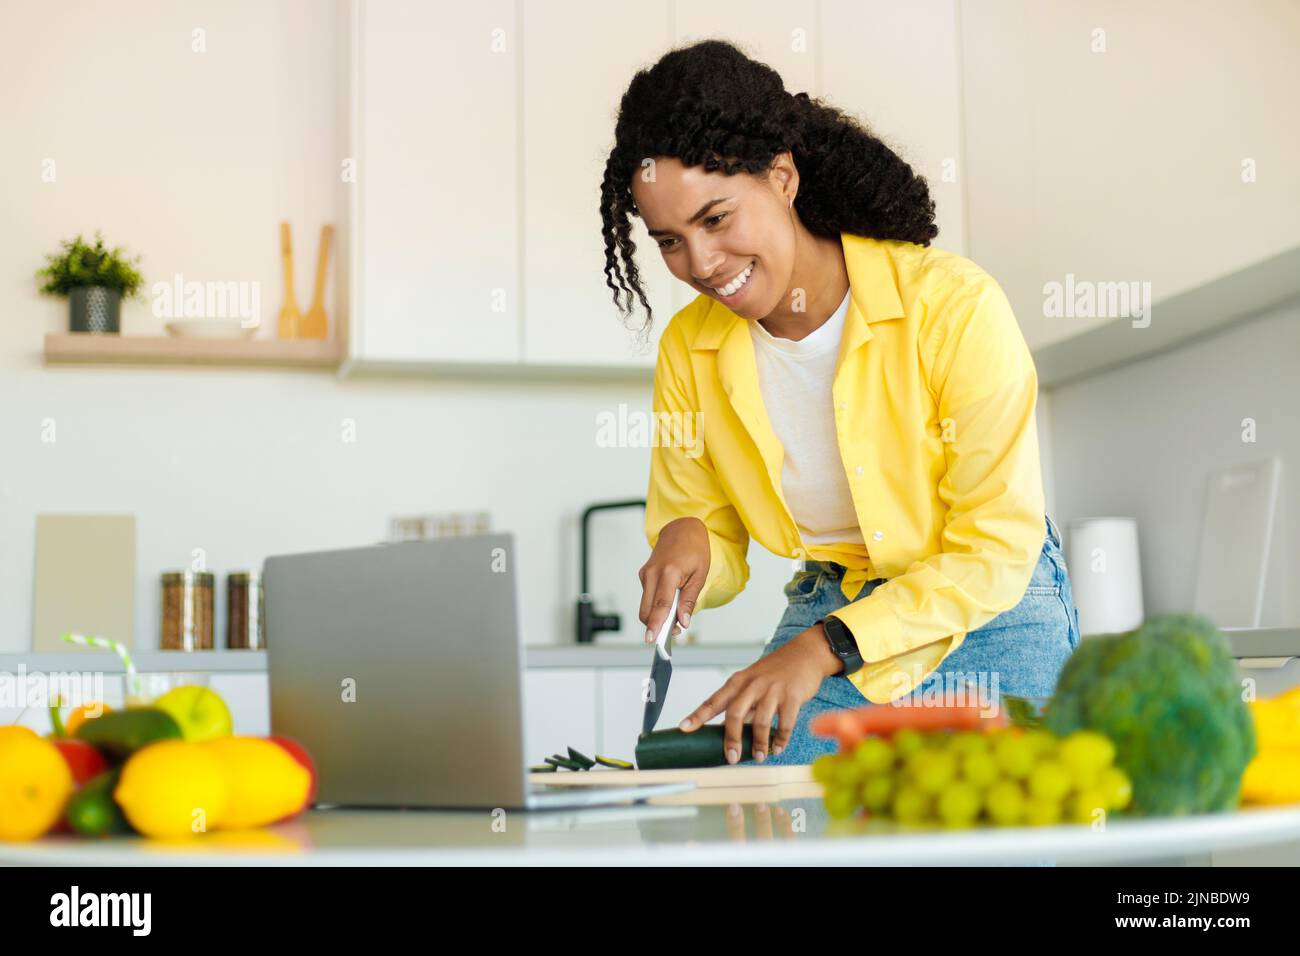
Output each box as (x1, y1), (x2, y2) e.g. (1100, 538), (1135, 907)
(152, 685), (233, 742)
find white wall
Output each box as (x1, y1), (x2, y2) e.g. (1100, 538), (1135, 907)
(1049, 299), (1299, 626)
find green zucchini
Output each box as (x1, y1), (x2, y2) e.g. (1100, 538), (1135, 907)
(73, 707), (183, 761)
(594, 755), (635, 770)
(65, 767), (132, 837)
(545, 755), (584, 770)
(566, 747), (596, 769)
(635, 725), (754, 769)
(529, 764), (558, 773)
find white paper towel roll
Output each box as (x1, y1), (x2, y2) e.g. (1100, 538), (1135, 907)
(1066, 517), (1144, 636)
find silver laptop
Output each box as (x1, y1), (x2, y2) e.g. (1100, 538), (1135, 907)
(263, 533), (692, 810)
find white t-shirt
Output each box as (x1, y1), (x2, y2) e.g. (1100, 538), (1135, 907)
(749, 289), (865, 547)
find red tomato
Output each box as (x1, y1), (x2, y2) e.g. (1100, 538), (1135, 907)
(49, 739), (109, 834)
(268, 735), (317, 816)
(51, 738), (108, 785)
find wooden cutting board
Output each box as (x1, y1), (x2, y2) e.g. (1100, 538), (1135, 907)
(528, 764), (813, 789)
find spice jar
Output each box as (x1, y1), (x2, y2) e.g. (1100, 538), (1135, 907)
(160, 571), (215, 650)
(226, 571), (265, 650)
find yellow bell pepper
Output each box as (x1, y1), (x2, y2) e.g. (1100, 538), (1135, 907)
(1240, 691), (1300, 804)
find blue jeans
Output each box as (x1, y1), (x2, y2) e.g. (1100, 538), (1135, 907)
(751, 514), (1080, 766)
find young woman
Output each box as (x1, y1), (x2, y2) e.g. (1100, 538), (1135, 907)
(601, 40), (1080, 767)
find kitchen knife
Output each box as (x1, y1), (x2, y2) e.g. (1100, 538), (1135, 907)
(641, 588), (679, 736)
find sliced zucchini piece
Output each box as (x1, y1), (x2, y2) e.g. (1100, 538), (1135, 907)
(529, 764), (558, 773)
(566, 747), (596, 769)
(594, 755), (635, 770)
(546, 755), (585, 771)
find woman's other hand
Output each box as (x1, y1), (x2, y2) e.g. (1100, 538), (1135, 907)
(679, 625), (843, 763)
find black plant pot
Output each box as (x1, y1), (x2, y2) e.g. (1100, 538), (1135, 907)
(69, 286), (121, 334)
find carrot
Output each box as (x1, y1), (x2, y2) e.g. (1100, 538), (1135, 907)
(812, 703), (1006, 748)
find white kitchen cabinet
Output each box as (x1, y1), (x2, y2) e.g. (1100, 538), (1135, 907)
(959, 0), (1300, 351)
(821, 0), (966, 254)
(520, 0), (674, 368)
(349, 0), (977, 371)
(352, 0), (520, 364)
(597, 666), (735, 755)
(669, 0), (818, 319)
(522, 668), (599, 763)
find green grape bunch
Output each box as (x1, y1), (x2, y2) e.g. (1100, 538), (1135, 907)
(814, 727), (1132, 828)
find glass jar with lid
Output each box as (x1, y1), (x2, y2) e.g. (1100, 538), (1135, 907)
(160, 571), (215, 650)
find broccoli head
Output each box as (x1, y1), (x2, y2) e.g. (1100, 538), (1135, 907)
(1044, 613), (1255, 816)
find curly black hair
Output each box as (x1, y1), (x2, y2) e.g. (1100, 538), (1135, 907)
(601, 39), (939, 336)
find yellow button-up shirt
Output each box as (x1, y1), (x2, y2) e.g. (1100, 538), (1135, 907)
(644, 233), (1046, 704)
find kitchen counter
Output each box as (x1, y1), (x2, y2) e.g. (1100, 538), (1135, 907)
(5, 793), (1299, 866)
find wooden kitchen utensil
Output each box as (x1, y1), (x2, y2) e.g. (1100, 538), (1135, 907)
(277, 221), (302, 339)
(300, 224), (333, 340)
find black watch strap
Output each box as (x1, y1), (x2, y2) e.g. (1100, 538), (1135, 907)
(816, 615), (864, 676)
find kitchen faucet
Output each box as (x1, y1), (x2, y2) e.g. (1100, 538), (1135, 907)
(576, 498), (645, 643)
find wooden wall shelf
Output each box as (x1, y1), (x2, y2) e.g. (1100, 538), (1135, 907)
(43, 333), (344, 369)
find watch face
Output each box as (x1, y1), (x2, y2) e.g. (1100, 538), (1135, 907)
(826, 619), (854, 655)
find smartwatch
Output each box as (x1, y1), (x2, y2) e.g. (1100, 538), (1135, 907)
(816, 615), (863, 676)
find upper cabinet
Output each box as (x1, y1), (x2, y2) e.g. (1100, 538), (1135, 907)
(352, 0), (520, 364)
(960, 0), (1300, 351)
(349, 0), (969, 372)
(520, 1), (674, 368)
(821, 0), (966, 255)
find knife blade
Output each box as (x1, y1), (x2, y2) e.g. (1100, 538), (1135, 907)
(641, 588), (679, 736)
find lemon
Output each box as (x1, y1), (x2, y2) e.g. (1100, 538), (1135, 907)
(115, 740), (229, 838)
(0, 733), (73, 841)
(203, 737), (310, 829)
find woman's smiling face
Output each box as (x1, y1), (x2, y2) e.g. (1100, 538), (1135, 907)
(631, 155), (798, 319)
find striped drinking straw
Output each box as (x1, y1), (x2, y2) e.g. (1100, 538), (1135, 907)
(61, 632), (142, 700)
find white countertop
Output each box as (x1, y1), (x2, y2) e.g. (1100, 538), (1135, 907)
(5, 795), (1299, 866)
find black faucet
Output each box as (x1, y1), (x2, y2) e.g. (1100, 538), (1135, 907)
(576, 498), (646, 643)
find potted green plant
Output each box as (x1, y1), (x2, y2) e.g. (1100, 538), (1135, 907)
(36, 232), (144, 334)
